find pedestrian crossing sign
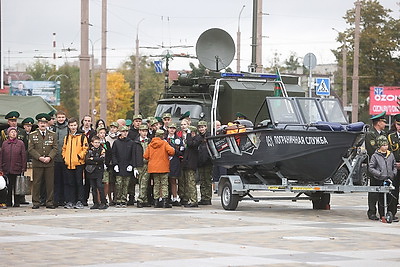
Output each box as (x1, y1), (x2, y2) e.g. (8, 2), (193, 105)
(315, 78), (330, 96)
(154, 61), (163, 73)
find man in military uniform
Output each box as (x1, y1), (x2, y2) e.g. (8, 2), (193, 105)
(387, 114), (400, 222)
(1, 111), (29, 204)
(365, 111), (387, 220)
(197, 121), (213, 205)
(162, 113), (172, 131)
(127, 114), (143, 205)
(28, 113), (57, 209)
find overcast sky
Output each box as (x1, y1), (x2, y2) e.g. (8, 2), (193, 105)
(2, 0), (399, 72)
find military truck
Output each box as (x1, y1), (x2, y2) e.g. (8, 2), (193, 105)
(155, 71), (305, 125)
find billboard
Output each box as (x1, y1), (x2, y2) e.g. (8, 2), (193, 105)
(369, 86), (400, 115)
(9, 80), (60, 106)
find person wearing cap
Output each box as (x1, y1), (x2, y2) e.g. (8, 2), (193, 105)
(196, 121), (213, 205)
(165, 123), (185, 206)
(62, 117), (89, 209)
(106, 122), (120, 147)
(53, 110), (69, 207)
(21, 117), (35, 162)
(236, 112), (248, 120)
(365, 111), (387, 220)
(144, 129), (175, 208)
(133, 124), (152, 208)
(369, 135), (397, 223)
(387, 114), (400, 221)
(0, 127), (27, 207)
(162, 113), (172, 131)
(47, 110), (57, 132)
(105, 122), (119, 205)
(1, 111), (28, 149)
(127, 114), (143, 205)
(28, 113), (58, 209)
(148, 118), (160, 139)
(181, 125), (201, 207)
(112, 126), (135, 207)
(179, 111), (191, 125)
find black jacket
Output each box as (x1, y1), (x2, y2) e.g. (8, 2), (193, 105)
(112, 137), (135, 176)
(182, 134), (201, 170)
(133, 136), (151, 168)
(85, 146), (105, 177)
(198, 132), (212, 167)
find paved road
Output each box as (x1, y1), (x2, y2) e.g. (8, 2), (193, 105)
(1, 191), (399, 266)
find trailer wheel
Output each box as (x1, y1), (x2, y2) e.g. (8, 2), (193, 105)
(311, 192), (331, 210)
(354, 163), (368, 186)
(221, 181), (239, 210)
(332, 166), (348, 185)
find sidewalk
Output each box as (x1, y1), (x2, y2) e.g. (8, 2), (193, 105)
(1, 192), (399, 266)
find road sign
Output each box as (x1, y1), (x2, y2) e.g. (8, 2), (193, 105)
(315, 78), (330, 96)
(154, 61), (163, 73)
(303, 53), (317, 70)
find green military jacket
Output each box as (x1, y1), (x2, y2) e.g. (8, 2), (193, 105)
(365, 126), (385, 157)
(388, 131), (400, 162)
(28, 129), (57, 168)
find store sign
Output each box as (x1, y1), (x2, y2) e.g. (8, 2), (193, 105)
(369, 86), (400, 115)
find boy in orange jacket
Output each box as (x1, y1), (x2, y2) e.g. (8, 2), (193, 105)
(143, 129), (175, 208)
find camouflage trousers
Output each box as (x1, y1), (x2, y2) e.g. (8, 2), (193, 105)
(115, 176), (130, 203)
(137, 165), (150, 203)
(128, 174), (137, 199)
(182, 169), (197, 204)
(153, 173), (169, 199)
(198, 165), (213, 201)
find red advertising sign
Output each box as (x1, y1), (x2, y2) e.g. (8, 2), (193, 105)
(369, 86), (400, 115)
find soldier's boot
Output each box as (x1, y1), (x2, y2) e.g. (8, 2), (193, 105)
(162, 198), (172, 208)
(154, 199), (162, 208)
(127, 195), (135, 206)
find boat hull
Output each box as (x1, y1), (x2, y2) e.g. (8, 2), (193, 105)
(206, 128), (363, 183)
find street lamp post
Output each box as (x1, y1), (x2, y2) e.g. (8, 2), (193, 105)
(134, 19), (144, 116)
(237, 5), (245, 73)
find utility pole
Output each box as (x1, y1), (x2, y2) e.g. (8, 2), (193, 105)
(249, 0), (258, 72)
(134, 19), (144, 116)
(352, 0), (361, 123)
(100, 0), (107, 123)
(342, 41), (347, 107)
(236, 5), (245, 73)
(256, 0), (263, 72)
(79, 0), (90, 120)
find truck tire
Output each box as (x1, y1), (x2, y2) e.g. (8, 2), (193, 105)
(221, 181), (239, 211)
(311, 192), (331, 210)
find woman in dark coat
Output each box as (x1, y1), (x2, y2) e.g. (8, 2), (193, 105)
(0, 127), (27, 207)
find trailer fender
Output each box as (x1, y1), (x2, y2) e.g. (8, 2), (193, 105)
(218, 175), (244, 196)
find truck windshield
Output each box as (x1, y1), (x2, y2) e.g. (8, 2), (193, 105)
(155, 104), (203, 119)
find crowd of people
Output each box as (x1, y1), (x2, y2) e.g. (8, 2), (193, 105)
(0, 110), (217, 210)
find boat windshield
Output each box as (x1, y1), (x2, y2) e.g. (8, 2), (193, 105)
(320, 99), (348, 124)
(296, 98), (323, 124)
(268, 98), (300, 123)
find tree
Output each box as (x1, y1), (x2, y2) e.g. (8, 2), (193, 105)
(119, 55), (164, 118)
(332, 0), (400, 122)
(26, 60), (55, 80)
(97, 72), (133, 123)
(283, 52), (301, 74)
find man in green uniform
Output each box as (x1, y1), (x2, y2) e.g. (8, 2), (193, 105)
(28, 113), (57, 209)
(365, 111), (386, 220)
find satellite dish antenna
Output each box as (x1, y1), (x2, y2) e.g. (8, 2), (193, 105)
(196, 28), (235, 71)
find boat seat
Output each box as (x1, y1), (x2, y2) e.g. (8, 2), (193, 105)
(314, 121), (344, 131)
(346, 122), (365, 131)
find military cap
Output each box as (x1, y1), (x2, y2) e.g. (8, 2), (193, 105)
(169, 123), (177, 128)
(22, 117), (34, 125)
(126, 119), (132, 126)
(197, 120), (207, 127)
(35, 113), (51, 122)
(110, 122), (119, 128)
(155, 129), (165, 137)
(48, 110), (56, 117)
(139, 124), (149, 130)
(179, 111), (190, 121)
(376, 135), (389, 147)
(370, 111), (386, 122)
(155, 117), (163, 123)
(119, 126), (129, 132)
(162, 113), (171, 119)
(235, 112), (248, 120)
(132, 114), (143, 121)
(147, 116), (155, 121)
(149, 118), (158, 126)
(5, 111), (20, 120)
(188, 126), (197, 133)
(96, 126), (106, 132)
(393, 114), (400, 124)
